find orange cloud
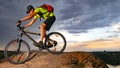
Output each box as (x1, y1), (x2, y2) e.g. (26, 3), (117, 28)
(65, 38), (120, 52)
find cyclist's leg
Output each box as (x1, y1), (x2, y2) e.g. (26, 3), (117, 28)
(40, 23), (46, 42)
(36, 23), (46, 48)
(38, 16), (56, 47)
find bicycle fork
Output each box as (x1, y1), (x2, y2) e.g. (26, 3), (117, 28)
(16, 32), (23, 53)
(16, 38), (21, 53)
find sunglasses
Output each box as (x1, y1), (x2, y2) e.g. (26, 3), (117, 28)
(26, 10), (31, 14)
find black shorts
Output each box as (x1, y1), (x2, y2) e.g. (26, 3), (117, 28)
(44, 16), (56, 31)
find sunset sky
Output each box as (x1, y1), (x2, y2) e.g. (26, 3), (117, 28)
(1, 0), (120, 51)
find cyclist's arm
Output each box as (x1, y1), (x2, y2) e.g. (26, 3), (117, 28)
(20, 11), (36, 21)
(24, 18), (37, 28)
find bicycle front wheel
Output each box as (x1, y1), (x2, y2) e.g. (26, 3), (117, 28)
(4, 39), (30, 64)
(44, 32), (66, 54)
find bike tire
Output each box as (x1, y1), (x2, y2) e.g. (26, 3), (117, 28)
(4, 39), (30, 64)
(44, 32), (66, 54)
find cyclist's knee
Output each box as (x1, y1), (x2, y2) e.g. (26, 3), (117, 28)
(40, 23), (46, 28)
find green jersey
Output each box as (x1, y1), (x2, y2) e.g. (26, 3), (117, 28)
(34, 7), (54, 20)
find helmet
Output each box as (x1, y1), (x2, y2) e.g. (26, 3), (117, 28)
(26, 5), (34, 13)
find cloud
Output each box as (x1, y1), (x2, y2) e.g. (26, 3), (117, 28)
(58, 0), (120, 34)
(1, 0), (120, 47)
(111, 21), (120, 32)
(60, 0), (117, 19)
(65, 38), (120, 52)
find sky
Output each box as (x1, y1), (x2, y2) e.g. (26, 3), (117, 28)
(1, 0), (120, 51)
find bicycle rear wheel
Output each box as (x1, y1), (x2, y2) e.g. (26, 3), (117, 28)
(4, 39), (30, 64)
(44, 32), (66, 54)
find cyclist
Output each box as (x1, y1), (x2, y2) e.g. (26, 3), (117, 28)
(16, 4), (56, 48)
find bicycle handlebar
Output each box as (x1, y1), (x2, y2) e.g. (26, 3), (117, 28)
(16, 20), (25, 31)
(16, 20), (21, 26)
(16, 23), (24, 31)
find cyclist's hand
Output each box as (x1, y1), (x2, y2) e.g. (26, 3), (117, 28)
(16, 20), (22, 27)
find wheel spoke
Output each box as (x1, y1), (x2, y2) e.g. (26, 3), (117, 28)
(45, 32), (66, 54)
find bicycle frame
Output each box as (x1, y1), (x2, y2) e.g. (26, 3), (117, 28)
(17, 26), (57, 47)
(18, 28), (41, 45)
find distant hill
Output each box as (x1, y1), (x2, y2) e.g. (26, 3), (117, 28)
(0, 50), (4, 61)
(92, 51), (120, 66)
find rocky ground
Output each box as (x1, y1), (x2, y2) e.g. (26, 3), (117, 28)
(0, 50), (108, 68)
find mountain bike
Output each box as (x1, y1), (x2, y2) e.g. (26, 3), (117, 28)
(4, 23), (66, 64)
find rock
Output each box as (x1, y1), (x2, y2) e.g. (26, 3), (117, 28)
(0, 51), (108, 68)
